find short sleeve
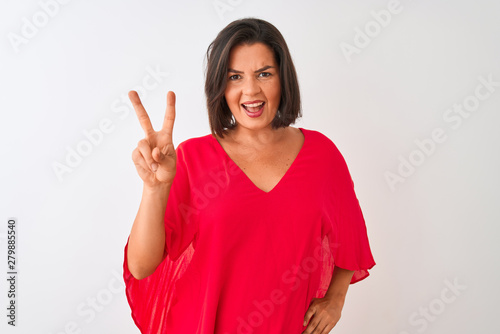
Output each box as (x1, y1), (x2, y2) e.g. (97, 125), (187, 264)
(322, 140), (376, 285)
(122, 141), (198, 333)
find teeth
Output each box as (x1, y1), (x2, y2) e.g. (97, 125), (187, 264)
(243, 102), (264, 108)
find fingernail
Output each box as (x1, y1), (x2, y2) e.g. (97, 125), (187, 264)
(151, 163), (158, 172)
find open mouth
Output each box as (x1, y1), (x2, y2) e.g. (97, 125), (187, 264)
(241, 101), (265, 113)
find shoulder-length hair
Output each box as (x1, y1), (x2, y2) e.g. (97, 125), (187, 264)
(205, 18), (302, 138)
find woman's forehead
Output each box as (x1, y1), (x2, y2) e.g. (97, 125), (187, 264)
(227, 42), (277, 69)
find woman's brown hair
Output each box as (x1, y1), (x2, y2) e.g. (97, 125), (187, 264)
(205, 18), (302, 138)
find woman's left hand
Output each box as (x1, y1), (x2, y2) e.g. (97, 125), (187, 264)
(302, 296), (343, 334)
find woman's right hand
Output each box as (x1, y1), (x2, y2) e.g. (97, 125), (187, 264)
(129, 90), (177, 188)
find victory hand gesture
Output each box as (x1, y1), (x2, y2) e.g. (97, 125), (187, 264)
(130, 90), (177, 188)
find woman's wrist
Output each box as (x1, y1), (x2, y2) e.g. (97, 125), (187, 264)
(143, 182), (172, 194)
(142, 183), (172, 204)
(324, 292), (346, 307)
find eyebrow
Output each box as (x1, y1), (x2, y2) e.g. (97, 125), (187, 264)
(227, 65), (275, 74)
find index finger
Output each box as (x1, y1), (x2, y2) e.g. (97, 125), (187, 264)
(161, 91), (176, 136)
(129, 90), (155, 137)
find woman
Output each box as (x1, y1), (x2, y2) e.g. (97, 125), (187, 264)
(124, 18), (376, 333)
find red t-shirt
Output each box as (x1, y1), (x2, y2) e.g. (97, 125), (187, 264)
(123, 127), (376, 333)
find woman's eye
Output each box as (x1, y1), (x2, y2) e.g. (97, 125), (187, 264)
(229, 74), (240, 80)
(259, 72), (271, 78)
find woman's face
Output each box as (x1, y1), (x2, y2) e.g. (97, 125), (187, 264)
(224, 42), (281, 132)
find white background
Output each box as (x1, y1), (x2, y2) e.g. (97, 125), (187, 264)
(1, 0), (499, 333)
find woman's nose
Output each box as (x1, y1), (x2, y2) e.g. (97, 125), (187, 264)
(242, 77), (261, 96)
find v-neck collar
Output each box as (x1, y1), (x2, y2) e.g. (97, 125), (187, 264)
(211, 127), (307, 195)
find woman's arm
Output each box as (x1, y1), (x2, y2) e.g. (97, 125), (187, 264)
(302, 266), (355, 329)
(127, 182), (171, 280)
(324, 266), (355, 306)
(127, 90), (178, 280)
